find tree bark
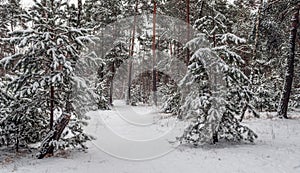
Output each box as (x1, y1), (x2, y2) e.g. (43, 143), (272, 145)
(77, 0), (82, 27)
(50, 86), (54, 130)
(126, 0), (138, 105)
(109, 62), (115, 105)
(253, 0), (264, 59)
(152, 0), (157, 106)
(186, 0), (190, 65)
(278, 3), (300, 119)
(199, 0), (205, 18)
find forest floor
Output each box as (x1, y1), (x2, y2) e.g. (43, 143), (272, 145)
(1, 100), (300, 173)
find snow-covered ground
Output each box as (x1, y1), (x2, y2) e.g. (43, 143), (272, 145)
(1, 101), (300, 173)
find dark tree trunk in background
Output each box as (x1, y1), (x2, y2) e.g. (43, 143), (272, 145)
(50, 86), (54, 129)
(77, 0), (82, 27)
(186, 0), (190, 65)
(253, 0), (264, 58)
(152, 0), (157, 106)
(199, 0), (204, 18)
(109, 62), (115, 105)
(278, 3), (300, 119)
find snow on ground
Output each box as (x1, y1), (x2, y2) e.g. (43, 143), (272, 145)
(1, 100), (300, 173)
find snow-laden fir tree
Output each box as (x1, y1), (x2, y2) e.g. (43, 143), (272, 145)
(179, 0), (257, 145)
(0, 0), (97, 152)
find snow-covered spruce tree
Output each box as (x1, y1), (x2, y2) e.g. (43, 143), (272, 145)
(1, 0), (96, 152)
(179, 1), (257, 145)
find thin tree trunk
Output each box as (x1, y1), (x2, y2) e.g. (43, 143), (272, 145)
(152, 0), (157, 106)
(142, 47), (146, 103)
(199, 0), (204, 18)
(126, 0), (138, 105)
(46, 0), (54, 131)
(253, 0), (263, 59)
(109, 62), (115, 105)
(186, 0), (190, 65)
(50, 86), (54, 129)
(278, 3), (300, 119)
(10, 9), (16, 54)
(109, 23), (117, 106)
(77, 0), (82, 27)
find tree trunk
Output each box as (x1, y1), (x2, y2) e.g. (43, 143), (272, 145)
(253, 0), (263, 58)
(152, 0), (158, 106)
(77, 0), (82, 27)
(278, 3), (299, 119)
(186, 0), (190, 65)
(109, 62), (115, 105)
(50, 86), (54, 130)
(199, 0), (205, 18)
(126, 0), (138, 105)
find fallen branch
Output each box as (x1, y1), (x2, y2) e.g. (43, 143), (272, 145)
(36, 113), (71, 159)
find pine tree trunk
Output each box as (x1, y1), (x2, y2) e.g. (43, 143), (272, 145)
(253, 0), (263, 58)
(186, 0), (190, 65)
(50, 86), (54, 130)
(109, 62), (114, 105)
(126, 0), (138, 105)
(142, 47), (146, 104)
(199, 0), (205, 18)
(109, 24), (117, 106)
(152, 0), (157, 106)
(43, 0), (54, 132)
(278, 3), (299, 119)
(77, 0), (82, 27)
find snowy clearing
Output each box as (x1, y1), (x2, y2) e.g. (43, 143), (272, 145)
(1, 101), (300, 173)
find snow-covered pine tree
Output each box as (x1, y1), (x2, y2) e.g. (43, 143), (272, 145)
(179, 0), (257, 145)
(1, 0), (95, 153)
